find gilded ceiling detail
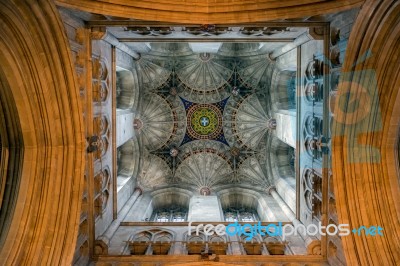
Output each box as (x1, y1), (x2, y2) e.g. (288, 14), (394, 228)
(190, 106), (219, 136)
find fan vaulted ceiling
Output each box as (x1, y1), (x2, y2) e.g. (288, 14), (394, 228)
(129, 42), (294, 194)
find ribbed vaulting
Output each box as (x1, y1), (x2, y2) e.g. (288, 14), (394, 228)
(1, 0), (399, 265)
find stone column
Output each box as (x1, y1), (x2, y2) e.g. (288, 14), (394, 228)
(94, 188), (142, 255)
(188, 195), (224, 222)
(268, 187), (321, 255)
(228, 235), (244, 255)
(116, 109), (135, 148)
(171, 241), (186, 255)
(274, 111), (296, 148)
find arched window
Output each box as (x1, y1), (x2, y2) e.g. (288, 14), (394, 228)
(224, 211), (238, 222)
(152, 207), (187, 222)
(240, 211), (258, 222)
(154, 211), (169, 222)
(172, 211), (186, 222)
(223, 207), (259, 222)
(150, 190), (191, 222)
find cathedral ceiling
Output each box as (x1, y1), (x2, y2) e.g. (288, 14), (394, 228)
(131, 43), (285, 194)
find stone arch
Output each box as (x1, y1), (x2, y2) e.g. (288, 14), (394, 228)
(186, 231), (206, 243)
(218, 188), (270, 222)
(240, 234), (262, 243)
(0, 66), (23, 250)
(151, 188), (192, 210)
(128, 231), (152, 255)
(117, 139), (137, 178)
(133, 231), (152, 242)
(152, 230), (174, 255)
(116, 139), (140, 193)
(209, 235), (226, 243)
(265, 135), (296, 212)
(185, 230), (227, 244)
(128, 229), (175, 255)
(240, 233), (264, 255)
(0, 0), (84, 264)
(185, 229), (228, 255)
(332, 0), (400, 264)
(270, 69), (296, 111)
(268, 135), (296, 182)
(150, 188), (193, 222)
(264, 236), (287, 255)
(55, 0), (363, 23)
(153, 231), (173, 242)
(116, 69), (138, 110)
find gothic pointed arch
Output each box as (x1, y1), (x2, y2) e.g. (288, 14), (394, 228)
(55, 0), (364, 23)
(332, 0), (400, 264)
(0, 0), (84, 264)
(116, 68), (139, 109)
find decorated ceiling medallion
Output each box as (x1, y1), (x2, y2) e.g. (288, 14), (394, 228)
(199, 52), (211, 62)
(199, 187), (211, 196)
(180, 97), (229, 146)
(133, 118), (143, 130)
(169, 147), (179, 157)
(189, 105), (220, 137)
